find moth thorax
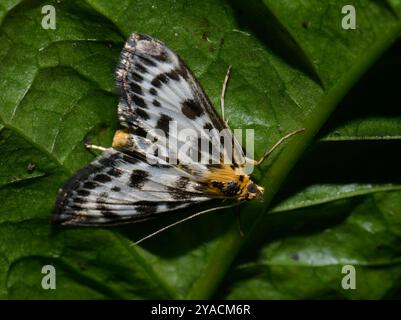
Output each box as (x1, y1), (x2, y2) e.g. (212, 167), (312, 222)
(112, 129), (131, 149)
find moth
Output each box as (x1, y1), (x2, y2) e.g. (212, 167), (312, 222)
(53, 33), (303, 244)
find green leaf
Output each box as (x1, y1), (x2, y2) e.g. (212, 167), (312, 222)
(271, 183), (401, 213)
(269, 41), (401, 215)
(222, 191), (401, 299)
(0, 0), (23, 24)
(0, 0), (400, 299)
(320, 41), (401, 141)
(270, 138), (401, 213)
(387, 0), (401, 17)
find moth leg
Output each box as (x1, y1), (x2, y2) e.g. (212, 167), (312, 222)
(220, 65), (232, 126)
(84, 143), (107, 152)
(254, 128), (306, 166)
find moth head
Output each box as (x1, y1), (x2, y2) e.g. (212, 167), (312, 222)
(245, 181), (264, 201)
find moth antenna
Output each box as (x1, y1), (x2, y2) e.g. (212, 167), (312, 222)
(220, 65), (232, 125)
(132, 202), (242, 246)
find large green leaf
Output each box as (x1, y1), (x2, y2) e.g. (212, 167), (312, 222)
(320, 40), (401, 141)
(270, 137), (401, 213)
(222, 38), (401, 298)
(270, 39), (401, 215)
(0, 0), (400, 299)
(222, 190), (401, 299)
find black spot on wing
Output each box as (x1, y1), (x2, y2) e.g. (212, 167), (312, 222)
(83, 181), (98, 189)
(166, 187), (191, 200)
(181, 99), (204, 119)
(93, 174), (112, 183)
(129, 170), (149, 188)
(135, 205), (158, 215)
(208, 163), (223, 170)
(130, 72), (143, 82)
(203, 122), (213, 130)
(176, 60), (189, 80)
(138, 55), (157, 67)
(153, 99), (161, 107)
(111, 186), (121, 192)
(96, 193), (108, 203)
(134, 201), (156, 206)
(151, 73), (168, 88)
(102, 210), (120, 218)
(77, 189), (90, 197)
(197, 136), (203, 162)
(132, 127), (148, 138)
(98, 153), (120, 167)
(107, 168), (123, 177)
(129, 82), (142, 95)
(166, 202), (182, 209)
(132, 94), (147, 109)
(135, 107), (150, 120)
(149, 87), (157, 96)
(220, 135), (227, 146)
(99, 192), (108, 198)
(166, 70), (180, 81)
(135, 63), (147, 74)
(122, 154), (140, 164)
(69, 205), (83, 211)
(73, 197), (86, 203)
(175, 177), (189, 189)
(97, 204), (119, 218)
(156, 114), (172, 136)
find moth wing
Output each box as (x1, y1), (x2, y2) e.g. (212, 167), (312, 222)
(115, 33), (246, 167)
(53, 149), (212, 225)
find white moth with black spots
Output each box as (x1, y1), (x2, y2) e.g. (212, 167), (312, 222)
(53, 33), (304, 243)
